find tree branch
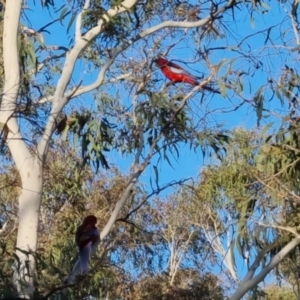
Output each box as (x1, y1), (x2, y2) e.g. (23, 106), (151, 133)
(36, 2), (229, 158)
(229, 236), (300, 300)
(37, 0), (140, 158)
(119, 178), (191, 222)
(75, 0), (91, 42)
(60, 7), (228, 102)
(0, 0), (32, 170)
(240, 241), (278, 285)
(38, 2), (230, 105)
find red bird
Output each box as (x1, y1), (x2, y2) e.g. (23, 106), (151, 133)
(75, 215), (100, 273)
(154, 56), (201, 86)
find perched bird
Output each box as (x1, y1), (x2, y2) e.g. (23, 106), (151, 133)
(75, 215), (100, 273)
(154, 56), (200, 85)
(154, 56), (218, 93)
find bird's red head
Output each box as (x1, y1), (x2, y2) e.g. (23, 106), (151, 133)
(153, 56), (168, 66)
(82, 215), (97, 225)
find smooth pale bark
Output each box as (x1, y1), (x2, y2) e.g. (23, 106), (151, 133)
(229, 236), (300, 300)
(1, 1), (43, 298)
(13, 158), (43, 298)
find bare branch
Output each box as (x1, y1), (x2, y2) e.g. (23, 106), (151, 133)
(119, 178), (191, 222)
(230, 236), (300, 300)
(75, 0), (91, 42)
(240, 241), (278, 285)
(29, 51), (67, 79)
(37, 12), (71, 33)
(255, 222), (299, 236)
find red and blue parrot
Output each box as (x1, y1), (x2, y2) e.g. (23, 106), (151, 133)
(75, 215), (100, 273)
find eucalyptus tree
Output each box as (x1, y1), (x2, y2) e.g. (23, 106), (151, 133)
(1, 0), (300, 298)
(185, 127), (300, 299)
(0, 0), (233, 297)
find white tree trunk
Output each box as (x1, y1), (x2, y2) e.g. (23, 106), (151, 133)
(0, 3), (44, 297)
(13, 157), (43, 298)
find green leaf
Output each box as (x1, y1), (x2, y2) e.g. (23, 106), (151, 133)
(153, 165), (159, 188)
(55, 4), (67, 13)
(99, 152), (109, 169)
(35, 34), (45, 49)
(27, 39), (37, 69)
(163, 152), (173, 168)
(67, 13), (76, 34)
(254, 87), (264, 126)
(261, 122), (274, 136)
(81, 134), (88, 159)
(61, 125), (69, 141)
(73, 132), (79, 147)
(59, 7), (68, 25)
(217, 78), (227, 97)
(229, 240), (237, 272)
(215, 59), (227, 74)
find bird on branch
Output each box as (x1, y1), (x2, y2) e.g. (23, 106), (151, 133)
(153, 56), (219, 93)
(75, 215), (100, 273)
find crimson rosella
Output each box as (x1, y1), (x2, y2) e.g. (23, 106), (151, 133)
(154, 56), (200, 85)
(154, 56), (218, 93)
(75, 215), (100, 273)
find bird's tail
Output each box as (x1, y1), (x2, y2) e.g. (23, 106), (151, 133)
(64, 237), (100, 284)
(79, 243), (92, 273)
